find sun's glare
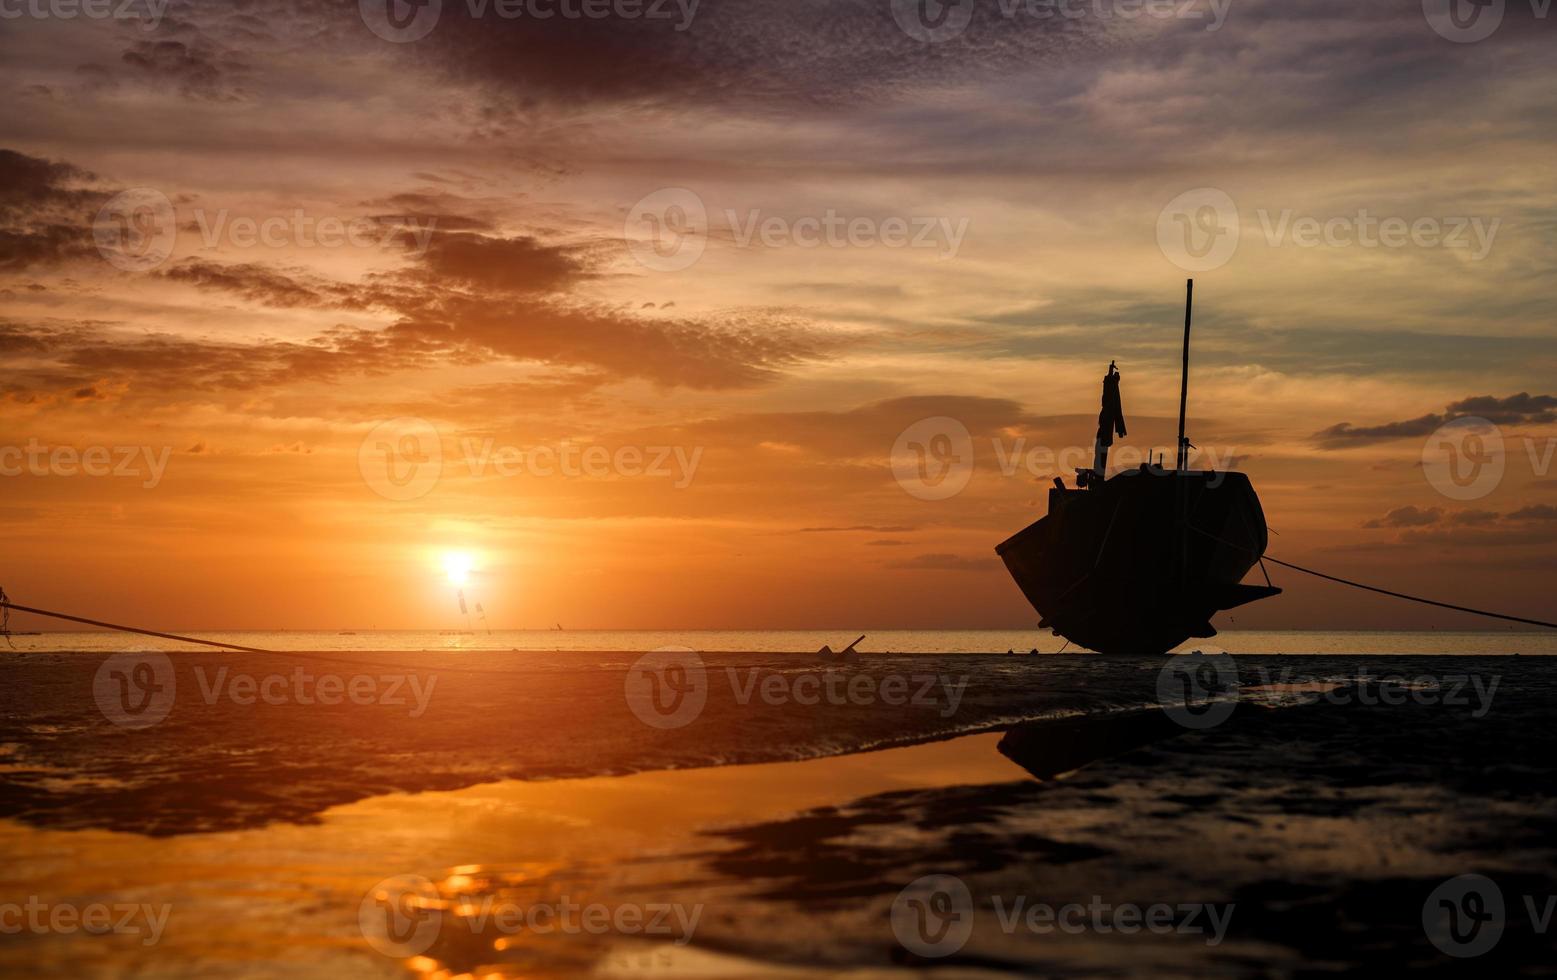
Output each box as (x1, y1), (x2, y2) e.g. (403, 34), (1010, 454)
(442, 551), (474, 587)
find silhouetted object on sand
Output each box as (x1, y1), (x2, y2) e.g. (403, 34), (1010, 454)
(995, 281), (1280, 655)
(817, 635), (864, 662)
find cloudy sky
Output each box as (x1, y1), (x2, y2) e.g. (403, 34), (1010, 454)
(1, 0), (1553, 631)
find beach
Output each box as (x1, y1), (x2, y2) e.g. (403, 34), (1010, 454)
(3, 647), (1556, 976)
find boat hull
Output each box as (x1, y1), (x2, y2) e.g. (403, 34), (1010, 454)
(995, 468), (1279, 655)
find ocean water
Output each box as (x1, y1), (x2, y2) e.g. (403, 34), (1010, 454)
(3, 634), (1550, 836)
(6, 628), (1557, 655)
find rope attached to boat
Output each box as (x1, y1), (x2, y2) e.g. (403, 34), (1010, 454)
(0, 599), (271, 652)
(1258, 555), (1557, 631)
(0, 596), (621, 674)
(1183, 524), (1557, 631)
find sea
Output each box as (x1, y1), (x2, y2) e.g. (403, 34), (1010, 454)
(3, 629), (1553, 836)
(6, 627), (1557, 656)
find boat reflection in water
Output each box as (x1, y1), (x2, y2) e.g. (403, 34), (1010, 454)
(996, 281), (1280, 655)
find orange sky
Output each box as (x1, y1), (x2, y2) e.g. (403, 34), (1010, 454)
(1, 1), (1554, 631)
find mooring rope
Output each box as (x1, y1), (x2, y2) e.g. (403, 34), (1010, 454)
(3, 541), (1553, 673)
(0, 600), (270, 652)
(0, 598), (579, 674)
(1181, 524), (1557, 631)
(1258, 555), (1557, 631)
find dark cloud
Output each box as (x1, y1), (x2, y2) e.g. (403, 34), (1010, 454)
(1508, 504), (1557, 523)
(1316, 414), (1446, 448)
(1317, 393), (1557, 448)
(0, 149), (105, 271)
(3, 146), (832, 390)
(414, 231), (590, 294)
(1446, 509), (1500, 527)
(1362, 505), (1442, 529)
(160, 259), (370, 309)
(160, 248), (828, 389)
(1362, 503), (1557, 531)
(384, 0), (1113, 113)
(120, 39), (247, 100)
(0, 319), (456, 404)
(1444, 393), (1557, 426)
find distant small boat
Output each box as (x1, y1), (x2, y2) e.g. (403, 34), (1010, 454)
(996, 282), (1280, 655)
(337, 631), (357, 635)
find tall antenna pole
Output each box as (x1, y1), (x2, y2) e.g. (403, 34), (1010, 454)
(1176, 278), (1193, 471)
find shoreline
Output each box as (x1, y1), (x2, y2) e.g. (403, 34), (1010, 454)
(4, 673), (1556, 975)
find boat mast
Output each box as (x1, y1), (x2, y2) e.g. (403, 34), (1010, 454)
(1176, 278), (1193, 471)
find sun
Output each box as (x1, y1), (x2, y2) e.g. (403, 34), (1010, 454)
(442, 551), (474, 588)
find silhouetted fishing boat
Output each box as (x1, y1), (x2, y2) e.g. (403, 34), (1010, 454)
(995, 281), (1280, 655)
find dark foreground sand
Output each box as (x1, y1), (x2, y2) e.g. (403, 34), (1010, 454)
(3, 668), (1555, 977)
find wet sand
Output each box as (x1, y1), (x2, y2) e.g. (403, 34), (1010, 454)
(4, 657), (1556, 976)
(0, 734), (1028, 978)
